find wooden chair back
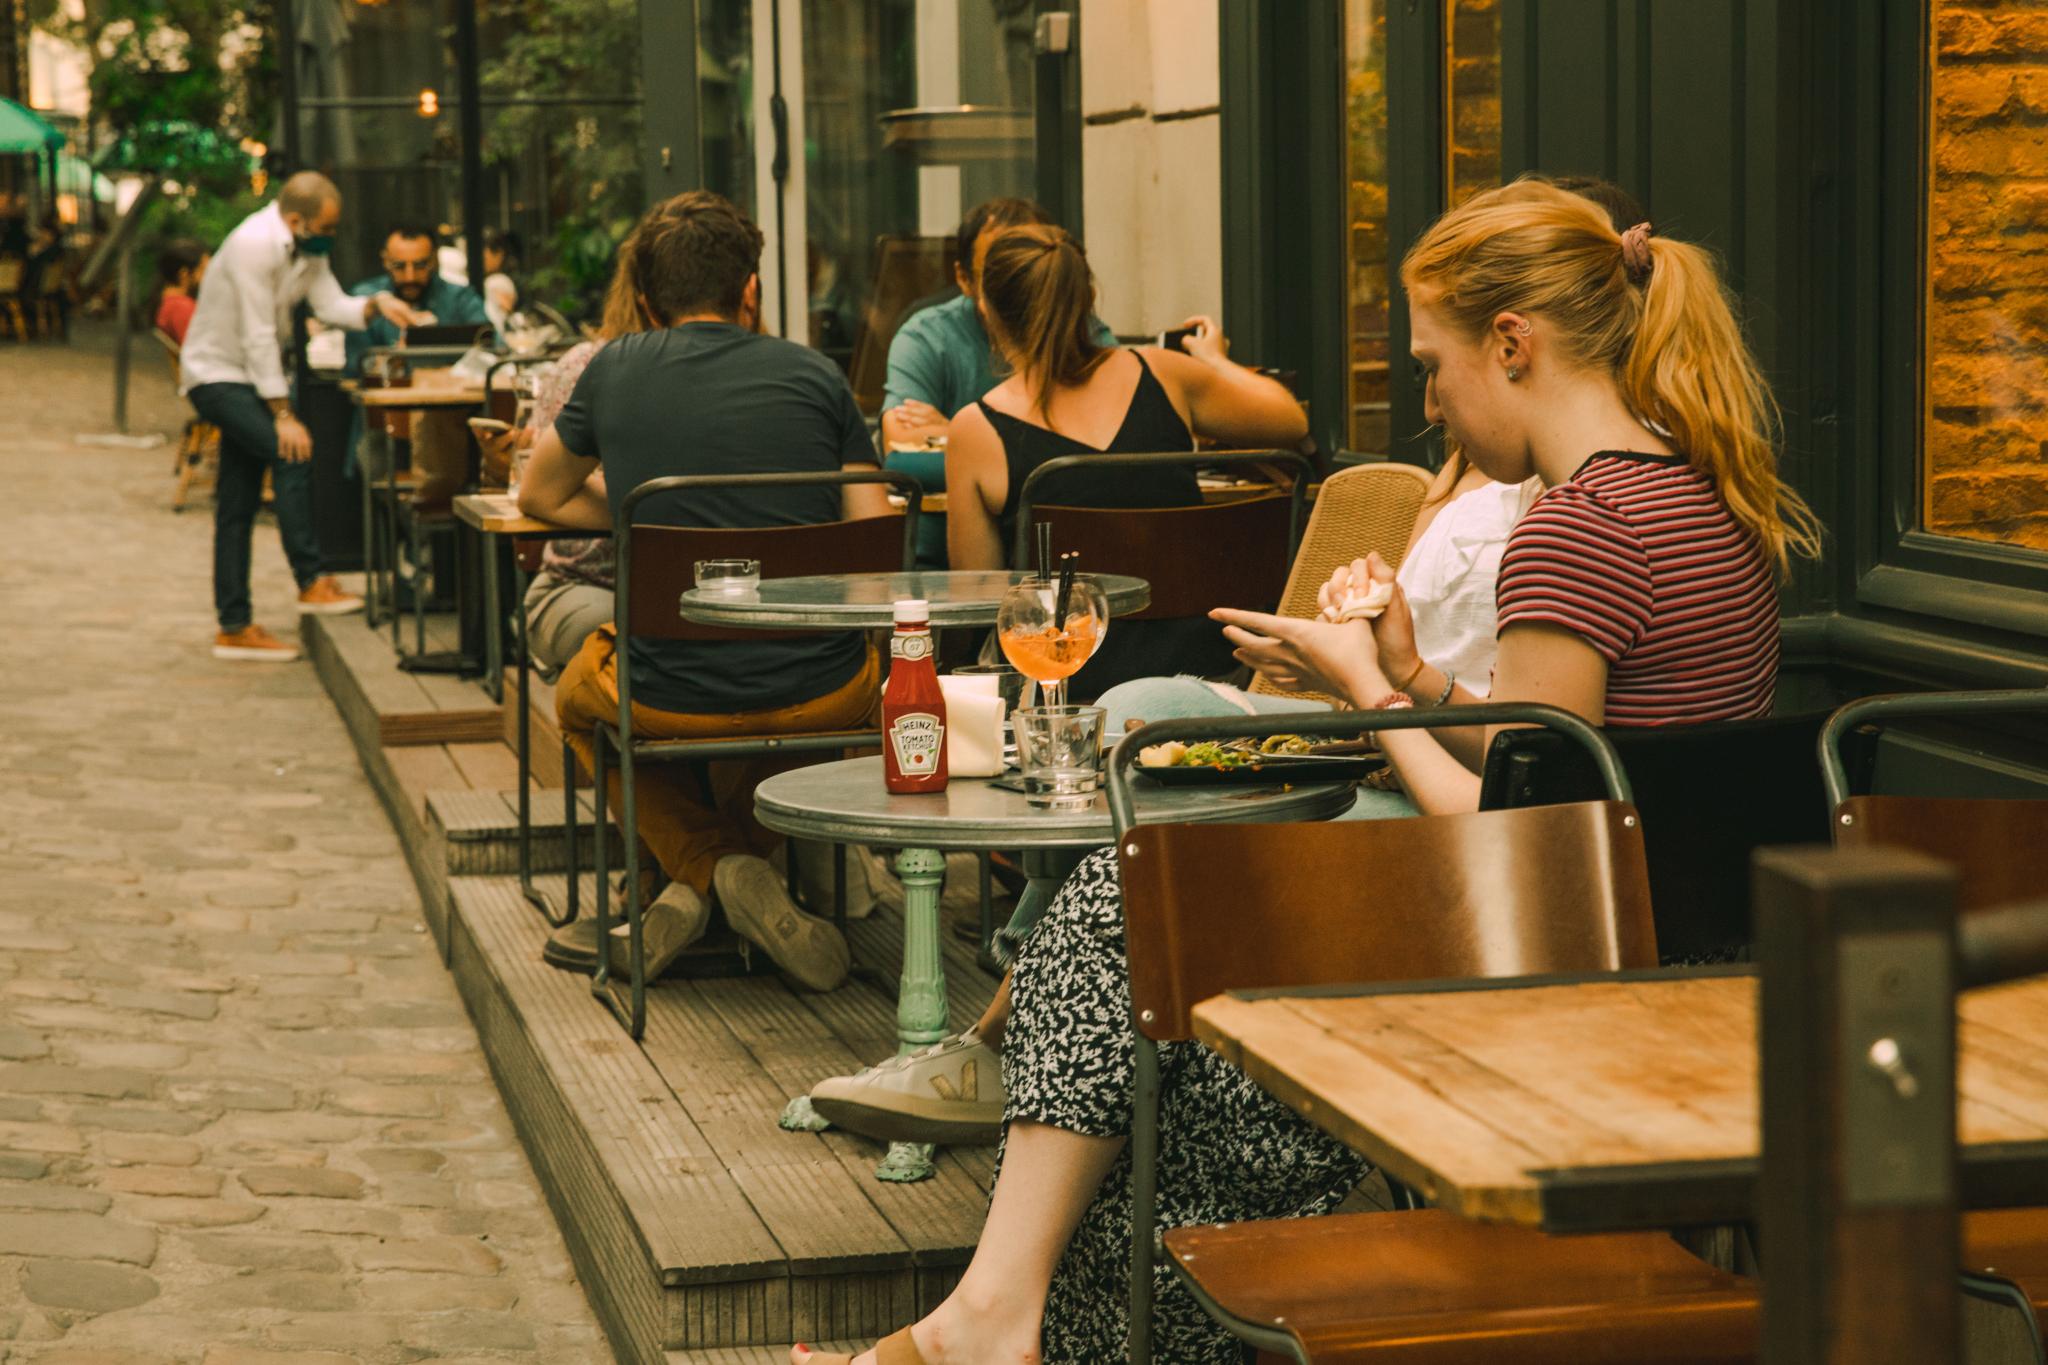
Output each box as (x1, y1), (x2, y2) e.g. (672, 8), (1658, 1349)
(1836, 796), (2048, 914)
(0, 258), (21, 292)
(1012, 449), (1310, 617)
(1821, 689), (2048, 913)
(1124, 803), (1655, 1043)
(1111, 706), (1652, 1042)
(616, 469), (921, 646)
(1249, 459), (1433, 703)
(1025, 495), (1293, 620)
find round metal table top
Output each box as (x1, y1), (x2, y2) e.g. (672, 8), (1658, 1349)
(753, 756), (1356, 852)
(677, 570), (1150, 630)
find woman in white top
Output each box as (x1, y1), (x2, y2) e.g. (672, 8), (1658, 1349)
(1094, 456), (1540, 760)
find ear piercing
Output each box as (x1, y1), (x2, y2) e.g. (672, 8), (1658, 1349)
(1507, 366), (1522, 382)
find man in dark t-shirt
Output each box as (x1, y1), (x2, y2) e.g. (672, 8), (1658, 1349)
(520, 191), (891, 992)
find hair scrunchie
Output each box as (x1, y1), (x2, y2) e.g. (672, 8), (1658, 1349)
(1619, 221), (1654, 284)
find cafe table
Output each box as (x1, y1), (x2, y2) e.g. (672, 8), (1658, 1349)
(677, 568), (1150, 630)
(1192, 968), (2048, 1233)
(756, 755), (1360, 1182)
(452, 492), (608, 932)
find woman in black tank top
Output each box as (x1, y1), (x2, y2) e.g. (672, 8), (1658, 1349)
(943, 224), (1308, 696)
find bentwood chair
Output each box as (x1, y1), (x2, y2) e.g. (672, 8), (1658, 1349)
(1010, 449), (1312, 695)
(581, 470), (921, 1039)
(1246, 459), (1433, 706)
(1110, 707), (1757, 1365)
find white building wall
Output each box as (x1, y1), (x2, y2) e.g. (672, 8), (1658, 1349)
(1079, 0), (1222, 339)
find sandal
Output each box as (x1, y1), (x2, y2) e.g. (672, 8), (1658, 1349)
(795, 1328), (927, 1365)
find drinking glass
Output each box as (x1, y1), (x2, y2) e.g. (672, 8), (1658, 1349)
(996, 574), (1110, 710)
(1013, 705), (1107, 809)
(694, 558), (761, 593)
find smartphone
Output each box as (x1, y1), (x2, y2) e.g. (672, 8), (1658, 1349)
(467, 417), (514, 436)
(1158, 326), (1197, 354)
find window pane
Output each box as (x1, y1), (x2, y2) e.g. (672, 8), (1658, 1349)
(803, 0), (1035, 404)
(1344, 0), (1390, 455)
(1446, 0), (1502, 208)
(1925, 0), (2048, 549)
(698, 0), (756, 216)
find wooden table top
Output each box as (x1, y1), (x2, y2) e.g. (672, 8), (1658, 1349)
(452, 493), (601, 538)
(355, 381), (488, 409)
(1194, 970), (2048, 1233)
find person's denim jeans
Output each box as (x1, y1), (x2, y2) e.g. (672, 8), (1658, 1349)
(190, 382), (324, 632)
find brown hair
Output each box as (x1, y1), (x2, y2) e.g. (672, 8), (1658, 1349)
(957, 196), (1052, 286)
(595, 225), (650, 341)
(625, 190), (764, 324)
(1401, 176), (1822, 571)
(977, 224), (1111, 420)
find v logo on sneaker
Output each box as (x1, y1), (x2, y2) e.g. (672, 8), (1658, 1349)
(928, 1060), (978, 1104)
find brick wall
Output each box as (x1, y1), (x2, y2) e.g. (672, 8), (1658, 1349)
(1927, 1), (2048, 550)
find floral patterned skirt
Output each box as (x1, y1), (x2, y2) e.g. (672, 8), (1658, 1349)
(1003, 848), (1371, 1365)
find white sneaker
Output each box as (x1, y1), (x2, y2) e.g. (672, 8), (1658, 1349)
(607, 880), (711, 980)
(714, 854), (850, 992)
(808, 1032), (1004, 1145)
(780, 840), (883, 920)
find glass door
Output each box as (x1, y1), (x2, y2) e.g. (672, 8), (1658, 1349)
(767, 0), (1043, 405)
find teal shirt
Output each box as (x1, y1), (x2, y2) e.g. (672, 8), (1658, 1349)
(881, 293), (1116, 566)
(342, 274), (490, 377)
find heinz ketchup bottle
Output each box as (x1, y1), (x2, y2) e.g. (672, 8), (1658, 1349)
(883, 600), (948, 794)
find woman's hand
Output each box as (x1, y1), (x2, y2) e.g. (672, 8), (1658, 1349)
(1176, 314), (1231, 367)
(1208, 607), (1389, 704)
(1318, 554), (1421, 687)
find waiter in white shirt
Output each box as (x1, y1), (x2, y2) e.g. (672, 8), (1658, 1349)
(181, 171), (427, 661)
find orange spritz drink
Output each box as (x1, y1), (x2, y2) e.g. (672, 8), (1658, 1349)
(995, 575), (1110, 709)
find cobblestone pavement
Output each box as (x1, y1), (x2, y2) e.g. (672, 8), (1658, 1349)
(0, 325), (611, 1363)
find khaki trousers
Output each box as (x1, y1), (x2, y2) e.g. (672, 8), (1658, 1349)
(555, 627), (882, 895)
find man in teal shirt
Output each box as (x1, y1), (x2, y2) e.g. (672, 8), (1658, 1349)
(880, 198), (1116, 566)
(344, 221), (490, 373)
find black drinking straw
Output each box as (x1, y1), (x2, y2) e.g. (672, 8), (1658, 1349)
(1035, 522), (1053, 583)
(1053, 551), (1077, 632)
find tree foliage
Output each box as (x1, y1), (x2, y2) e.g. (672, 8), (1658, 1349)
(479, 0), (642, 321)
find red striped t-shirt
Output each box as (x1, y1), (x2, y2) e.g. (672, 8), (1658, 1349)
(1493, 451), (1778, 727)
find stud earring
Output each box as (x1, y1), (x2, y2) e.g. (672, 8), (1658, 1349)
(1506, 365), (1522, 382)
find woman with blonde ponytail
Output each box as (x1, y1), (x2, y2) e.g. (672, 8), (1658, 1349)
(1217, 175), (1822, 813)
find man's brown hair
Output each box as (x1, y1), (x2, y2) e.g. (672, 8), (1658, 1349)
(626, 191), (764, 324)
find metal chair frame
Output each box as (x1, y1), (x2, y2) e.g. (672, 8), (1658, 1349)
(1820, 687), (2048, 810)
(579, 469), (921, 1039)
(1106, 704), (1633, 1365)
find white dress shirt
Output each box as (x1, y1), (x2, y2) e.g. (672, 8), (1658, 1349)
(179, 201), (370, 400)
(1397, 476), (1543, 696)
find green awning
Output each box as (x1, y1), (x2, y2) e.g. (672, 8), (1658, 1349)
(0, 97), (63, 155)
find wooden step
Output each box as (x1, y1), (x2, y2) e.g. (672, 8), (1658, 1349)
(426, 787), (623, 875)
(445, 876), (998, 1358)
(304, 611), (500, 748)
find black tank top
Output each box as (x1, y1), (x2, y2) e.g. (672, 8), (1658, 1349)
(978, 351), (1202, 556)
(975, 352), (1232, 699)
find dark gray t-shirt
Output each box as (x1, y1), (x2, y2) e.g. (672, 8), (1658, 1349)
(555, 321), (875, 713)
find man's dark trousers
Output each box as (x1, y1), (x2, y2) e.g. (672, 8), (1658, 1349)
(189, 382), (324, 632)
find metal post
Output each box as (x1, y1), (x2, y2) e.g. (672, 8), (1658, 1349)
(278, 0), (302, 171)
(1755, 844), (1960, 1365)
(112, 241), (133, 432)
(455, 0), (486, 288)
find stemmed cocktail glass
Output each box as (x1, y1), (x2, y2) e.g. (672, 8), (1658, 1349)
(996, 574), (1109, 709)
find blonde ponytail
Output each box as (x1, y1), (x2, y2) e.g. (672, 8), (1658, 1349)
(1623, 236), (1822, 571)
(1400, 176), (1822, 574)
(978, 224), (1111, 421)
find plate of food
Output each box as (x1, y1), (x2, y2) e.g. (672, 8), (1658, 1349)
(1131, 734), (1385, 786)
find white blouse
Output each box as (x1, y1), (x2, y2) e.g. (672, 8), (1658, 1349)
(1396, 477), (1541, 697)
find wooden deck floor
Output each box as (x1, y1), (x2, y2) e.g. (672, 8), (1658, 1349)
(304, 613), (999, 1364)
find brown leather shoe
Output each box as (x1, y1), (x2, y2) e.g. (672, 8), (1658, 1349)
(213, 624), (302, 661)
(297, 575), (364, 616)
